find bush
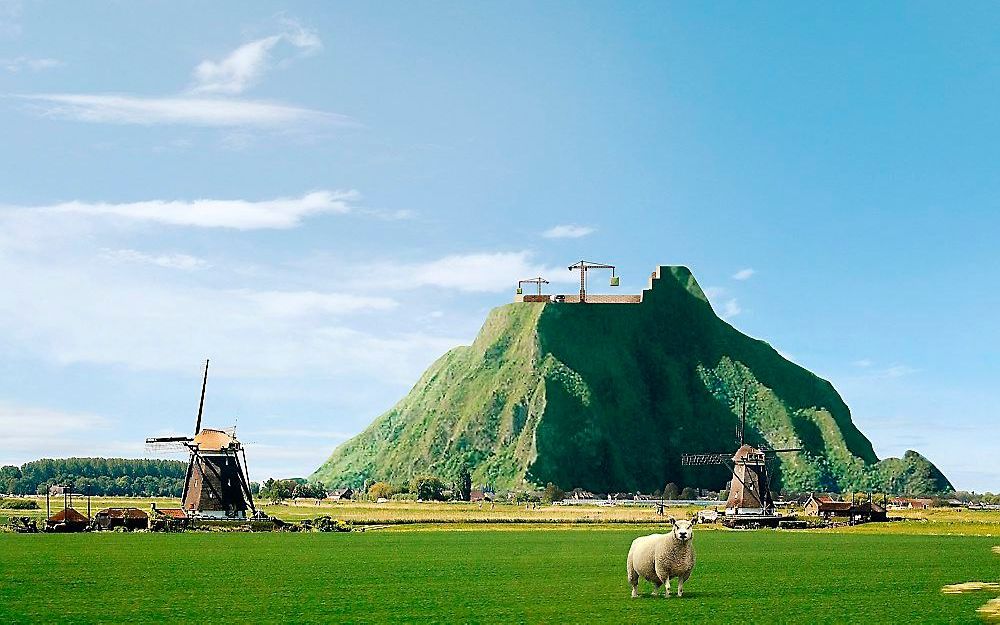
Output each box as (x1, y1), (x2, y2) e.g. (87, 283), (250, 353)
(367, 482), (396, 501)
(0, 499), (39, 510)
(542, 483), (565, 504)
(411, 476), (447, 501)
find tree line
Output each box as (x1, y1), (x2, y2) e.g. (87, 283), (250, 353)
(0, 458), (188, 497)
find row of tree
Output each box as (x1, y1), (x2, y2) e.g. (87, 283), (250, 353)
(0, 458), (188, 496)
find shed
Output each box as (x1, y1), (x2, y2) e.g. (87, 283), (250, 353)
(328, 488), (354, 501)
(804, 494), (853, 518)
(94, 507), (149, 530)
(46, 507), (89, 532)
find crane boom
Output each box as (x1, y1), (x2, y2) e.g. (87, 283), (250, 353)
(567, 260), (618, 303)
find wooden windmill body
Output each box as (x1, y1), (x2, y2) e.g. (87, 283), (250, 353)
(682, 388), (799, 520)
(146, 361), (256, 519)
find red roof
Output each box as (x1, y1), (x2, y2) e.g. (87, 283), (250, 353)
(154, 508), (188, 519)
(48, 508), (88, 523)
(817, 501), (853, 511)
(97, 508), (148, 520)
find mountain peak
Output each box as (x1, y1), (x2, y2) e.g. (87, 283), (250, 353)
(313, 265), (952, 496)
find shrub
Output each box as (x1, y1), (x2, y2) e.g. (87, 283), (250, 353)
(367, 482), (396, 501)
(411, 476), (447, 501)
(0, 499), (39, 510)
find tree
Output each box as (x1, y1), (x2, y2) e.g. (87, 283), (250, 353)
(411, 476), (447, 501)
(458, 466), (472, 502)
(680, 487), (698, 500)
(542, 482), (565, 504)
(663, 482), (680, 500)
(368, 481), (395, 500)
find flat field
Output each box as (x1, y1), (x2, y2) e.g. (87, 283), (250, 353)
(2, 528), (999, 623)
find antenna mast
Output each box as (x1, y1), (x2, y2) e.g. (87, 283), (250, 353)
(195, 359), (209, 435)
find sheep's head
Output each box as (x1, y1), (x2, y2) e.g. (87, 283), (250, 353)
(668, 516), (695, 542)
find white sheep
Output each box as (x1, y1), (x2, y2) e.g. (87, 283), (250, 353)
(626, 516), (696, 598)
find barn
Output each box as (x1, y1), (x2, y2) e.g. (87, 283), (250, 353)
(45, 507), (89, 532)
(94, 508), (149, 530)
(803, 494), (853, 519)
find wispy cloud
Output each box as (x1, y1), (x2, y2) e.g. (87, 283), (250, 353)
(239, 290), (397, 317)
(732, 267), (755, 280)
(721, 298), (742, 319)
(18, 93), (345, 128)
(190, 18), (321, 95)
(101, 248), (208, 271)
(359, 251), (575, 293)
(853, 358), (873, 368)
(1, 56), (61, 72)
(542, 224), (596, 239)
(25, 189), (358, 229)
(883, 364), (918, 378)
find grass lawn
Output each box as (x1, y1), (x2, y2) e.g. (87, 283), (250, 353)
(1, 529), (997, 623)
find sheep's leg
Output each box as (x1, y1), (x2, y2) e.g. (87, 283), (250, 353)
(651, 580), (662, 597)
(663, 576), (671, 598)
(676, 576), (684, 598)
(627, 558), (639, 598)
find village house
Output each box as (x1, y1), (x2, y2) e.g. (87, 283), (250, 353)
(328, 488), (354, 501)
(889, 497), (933, 510)
(803, 494), (853, 519)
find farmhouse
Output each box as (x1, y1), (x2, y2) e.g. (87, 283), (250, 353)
(94, 508), (149, 531)
(804, 494), (852, 519)
(889, 498), (933, 510)
(328, 488), (354, 501)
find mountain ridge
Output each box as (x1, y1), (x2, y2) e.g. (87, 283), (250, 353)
(313, 266), (952, 496)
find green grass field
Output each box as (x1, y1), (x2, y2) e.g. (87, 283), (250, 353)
(2, 529), (998, 623)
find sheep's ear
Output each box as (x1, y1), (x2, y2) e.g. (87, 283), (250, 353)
(668, 516), (676, 525)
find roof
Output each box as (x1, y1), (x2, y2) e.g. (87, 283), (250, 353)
(192, 428), (236, 451)
(96, 508), (148, 519)
(817, 501), (853, 511)
(154, 508), (188, 519)
(48, 508), (88, 523)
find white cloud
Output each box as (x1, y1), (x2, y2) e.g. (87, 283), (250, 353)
(703, 286), (726, 299)
(732, 268), (755, 280)
(101, 248), (208, 271)
(721, 298), (742, 319)
(359, 251), (576, 293)
(0, 403), (114, 462)
(191, 19), (321, 95)
(542, 224), (596, 239)
(25, 189), (358, 230)
(1, 56), (61, 72)
(239, 290), (397, 317)
(883, 364), (918, 378)
(18, 93), (346, 128)
(853, 359), (873, 368)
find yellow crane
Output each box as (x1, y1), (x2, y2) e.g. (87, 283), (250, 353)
(568, 260), (619, 303)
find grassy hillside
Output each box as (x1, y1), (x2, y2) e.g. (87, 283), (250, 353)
(313, 266), (952, 495)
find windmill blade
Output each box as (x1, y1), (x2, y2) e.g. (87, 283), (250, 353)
(145, 436), (193, 453)
(681, 453), (732, 466)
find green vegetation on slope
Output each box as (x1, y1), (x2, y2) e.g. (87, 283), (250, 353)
(314, 266), (952, 495)
(0, 531), (994, 623)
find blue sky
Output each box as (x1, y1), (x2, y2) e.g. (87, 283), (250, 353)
(0, 2), (996, 490)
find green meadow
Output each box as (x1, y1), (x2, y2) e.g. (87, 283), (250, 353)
(2, 529), (998, 623)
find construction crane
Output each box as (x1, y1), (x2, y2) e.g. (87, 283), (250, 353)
(516, 276), (550, 296)
(567, 260), (619, 303)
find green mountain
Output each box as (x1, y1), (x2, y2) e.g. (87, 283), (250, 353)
(313, 266), (953, 496)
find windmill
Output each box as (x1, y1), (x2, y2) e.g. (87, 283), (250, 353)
(681, 387), (800, 520)
(145, 360), (256, 519)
